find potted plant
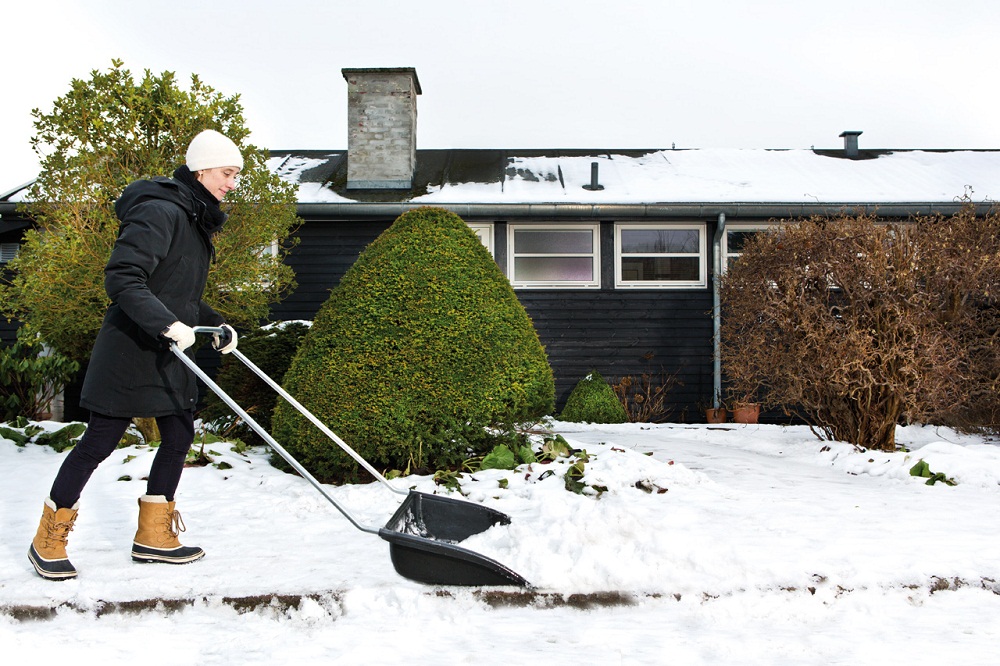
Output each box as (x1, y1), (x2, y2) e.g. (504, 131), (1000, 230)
(705, 406), (727, 423)
(702, 392), (728, 423)
(731, 401), (760, 424)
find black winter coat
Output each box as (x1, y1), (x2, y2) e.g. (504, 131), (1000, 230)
(80, 172), (224, 417)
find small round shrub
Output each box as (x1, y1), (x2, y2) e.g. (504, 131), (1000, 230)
(272, 207), (554, 483)
(199, 322), (310, 445)
(559, 371), (628, 424)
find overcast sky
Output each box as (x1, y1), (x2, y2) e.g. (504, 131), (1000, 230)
(3, 0), (998, 190)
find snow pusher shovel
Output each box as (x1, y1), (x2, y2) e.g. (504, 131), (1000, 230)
(171, 328), (528, 587)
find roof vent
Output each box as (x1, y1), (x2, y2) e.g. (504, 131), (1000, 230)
(582, 162), (604, 191)
(839, 130), (863, 159)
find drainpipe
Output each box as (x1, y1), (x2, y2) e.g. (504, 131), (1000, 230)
(712, 212), (726, 409)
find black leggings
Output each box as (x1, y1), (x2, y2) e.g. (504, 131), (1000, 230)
(49, 411), (195, 509)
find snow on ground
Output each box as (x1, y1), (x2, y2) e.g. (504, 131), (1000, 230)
(2, 420), (999, 664)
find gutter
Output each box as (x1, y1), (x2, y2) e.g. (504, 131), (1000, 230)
(289, 201), (974, 219)
(1, 200), (976, 220)
(712, 213), (726, 410)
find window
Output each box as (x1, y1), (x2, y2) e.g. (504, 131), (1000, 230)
(467, 223), (493, 255)
(507, 225), (599, 288)
(615, 224), (706, 288)
(0, 243), (19, 264)
(257, 239), (279, 260)
(722, 225), (767, 272)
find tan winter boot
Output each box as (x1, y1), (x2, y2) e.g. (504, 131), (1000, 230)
(131, 495), (205, 564)
(28, 498), (79, 580)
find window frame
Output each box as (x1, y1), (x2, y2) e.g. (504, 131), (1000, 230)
(614, 223), (707, 289)
(467, 223), (493, 255)
(721, 224), (769, 273)
(506, 223), (600, 289)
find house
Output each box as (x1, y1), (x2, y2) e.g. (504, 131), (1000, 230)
(3, 66), (1000, 421)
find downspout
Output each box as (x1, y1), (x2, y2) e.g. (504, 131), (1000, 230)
(712, 212), (726, 409)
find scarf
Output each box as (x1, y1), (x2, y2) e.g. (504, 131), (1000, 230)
(173, 165), (227, 235)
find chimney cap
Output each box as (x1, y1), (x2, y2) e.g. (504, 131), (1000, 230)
(341, 67), (422, 95)
(839, 130), (863, 159)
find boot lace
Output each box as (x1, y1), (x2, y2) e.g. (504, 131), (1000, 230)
(166, 509), (187, 538)
(43, 517), (75, 548)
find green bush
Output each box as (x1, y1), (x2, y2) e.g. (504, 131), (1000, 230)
(559, 371), (629, 424)
(0, 419), (86, 451)
(272, 207), (554, 483)
(0, 332), (79, 421)
(199, 322), (309, 446)
(0, 61), (299, 363)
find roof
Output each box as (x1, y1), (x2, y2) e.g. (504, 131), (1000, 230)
(5, 148), (998, 219)
(270, 147), (1000, 207)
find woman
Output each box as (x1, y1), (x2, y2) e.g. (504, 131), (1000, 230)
(28, 129), (243, 581)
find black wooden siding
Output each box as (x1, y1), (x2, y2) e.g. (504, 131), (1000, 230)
(519, 290), (713, 420)
(270, 220), (391, 321)
(270, 217), (717, 421)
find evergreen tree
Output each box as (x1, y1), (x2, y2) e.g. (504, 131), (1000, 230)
(0, 59), (299, 361)
(560, 371), (629, 424)
(272, 207), (554, 483)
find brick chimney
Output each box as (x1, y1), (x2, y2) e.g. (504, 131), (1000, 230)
(342, 67), (422, 189)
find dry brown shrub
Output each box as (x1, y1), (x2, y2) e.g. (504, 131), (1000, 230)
(611, 369), (680, 423)
(719, 204), (1000, 451)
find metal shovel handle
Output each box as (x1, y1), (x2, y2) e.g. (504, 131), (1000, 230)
(169, 336), (381, 534)
(190, 326), (406, 495)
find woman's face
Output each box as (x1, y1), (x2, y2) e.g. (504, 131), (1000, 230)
(195, 166), (240, 201)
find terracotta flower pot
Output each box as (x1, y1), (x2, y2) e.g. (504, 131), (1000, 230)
(732, 403), (760, 424)
(705, 407), (728, 424)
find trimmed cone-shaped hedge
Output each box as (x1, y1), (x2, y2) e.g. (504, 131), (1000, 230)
(559, 370), (628, 424)
(272, 207), (554, 483)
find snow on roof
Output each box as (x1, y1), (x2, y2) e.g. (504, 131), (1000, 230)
(276, 148), (1000, 205)
(7, 148), (998, 206)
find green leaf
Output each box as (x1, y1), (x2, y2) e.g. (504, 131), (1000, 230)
(480, 445), (517, 471)
(433, 469), (464, 493)
(0, 426), (30, 446)
(910, 459), (957, 486)
(34, 422), (87, 452)
(564, 458), (588, 494)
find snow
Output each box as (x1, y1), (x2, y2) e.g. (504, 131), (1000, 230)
(3, 420), (1000, 664)
(10, 148), (997, 208)
(370, 149), (1000, 205)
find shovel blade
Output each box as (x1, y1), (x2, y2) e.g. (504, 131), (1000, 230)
(379, 491), (528, 587)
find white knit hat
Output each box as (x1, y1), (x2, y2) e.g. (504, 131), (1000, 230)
(185, 129), (244, 171)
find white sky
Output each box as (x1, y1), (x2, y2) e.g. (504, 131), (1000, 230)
(3, 0), (999, 190)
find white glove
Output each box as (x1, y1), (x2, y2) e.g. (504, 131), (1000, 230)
(212, 324), (238, 354)
(162, 321), (196, 351)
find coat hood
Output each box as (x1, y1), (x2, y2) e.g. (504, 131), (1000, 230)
(114, 176), (194, 224)
(114, 173), (226, 243)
